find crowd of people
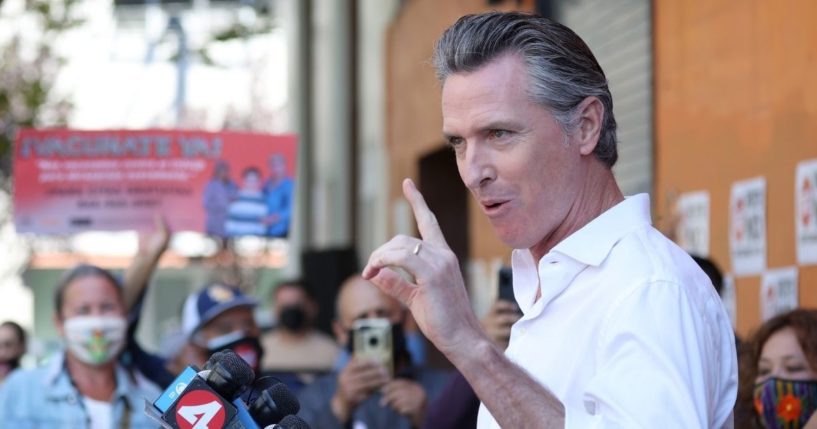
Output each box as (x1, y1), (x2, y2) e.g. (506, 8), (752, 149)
(1, 241), (814, 427)
(2, 10), (816, 429)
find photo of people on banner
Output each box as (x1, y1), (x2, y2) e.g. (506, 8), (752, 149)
(203, 154), (294, 238)
(13, 129), (298, 238)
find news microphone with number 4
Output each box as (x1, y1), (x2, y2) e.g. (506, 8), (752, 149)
(147, 350), (304, 428)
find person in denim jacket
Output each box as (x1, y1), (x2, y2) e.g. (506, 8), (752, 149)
(0, 264), (160, 428)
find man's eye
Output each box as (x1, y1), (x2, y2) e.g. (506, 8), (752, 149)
(489, 129), (508, 139)
(447, 137), (464, 147)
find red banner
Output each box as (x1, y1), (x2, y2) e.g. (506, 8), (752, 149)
(13, 129), (298, 237)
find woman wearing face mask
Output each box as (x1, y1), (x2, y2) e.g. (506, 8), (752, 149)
(0, 264), (161, 428)
(736, 308), (817, 429)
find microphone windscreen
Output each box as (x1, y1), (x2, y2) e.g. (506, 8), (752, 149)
(269, 383), (300, 416)
(216, 349), (255, 387)
(204, 349), (230, 370)
(278, 415), (311, 429)
(206, 349), (255, 400)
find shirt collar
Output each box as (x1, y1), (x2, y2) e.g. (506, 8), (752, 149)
(44, 351), (138, 406)
(510, 194), (652, 314)
(551, 193), (652, 267)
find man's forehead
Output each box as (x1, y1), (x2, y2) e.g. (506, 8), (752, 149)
(351, 305), (391, 320)
(342, 295), (398, 322)
(441, 55), (531, 130)
(63, 276), (121, 302)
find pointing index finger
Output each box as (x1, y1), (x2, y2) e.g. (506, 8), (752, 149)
(402, 178), (447, 247)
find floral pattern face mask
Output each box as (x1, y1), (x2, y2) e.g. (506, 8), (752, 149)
(754, 377), (817, 429)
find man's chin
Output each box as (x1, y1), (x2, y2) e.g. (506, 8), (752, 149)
(492, 226), (531, 250)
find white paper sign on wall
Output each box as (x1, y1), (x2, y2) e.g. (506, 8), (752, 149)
(796, 159), (817, 265)
(760, 267), (799, 321)
(676, 190), (710, 257)
(729, 177), (767, 276)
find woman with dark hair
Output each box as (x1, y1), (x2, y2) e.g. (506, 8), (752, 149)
(0, 264), (160, 428)
(736, 308), (817, 429)
(0, 320), (26, 385)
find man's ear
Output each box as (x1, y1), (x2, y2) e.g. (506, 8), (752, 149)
(332, 319), (348, 346)
(575, 96), (604, 156)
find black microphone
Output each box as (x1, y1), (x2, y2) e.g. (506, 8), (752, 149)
(265, 415), (311, 429)
(248, 382), (300, 427)
(147, 349), (306, 428)
(205, 350), (255, 401)
(149, 349), (260, 428)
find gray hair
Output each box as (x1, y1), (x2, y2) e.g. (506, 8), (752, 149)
(433, 12), (618, 167)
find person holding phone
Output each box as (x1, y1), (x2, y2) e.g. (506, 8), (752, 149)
(297, 275), (449, 429)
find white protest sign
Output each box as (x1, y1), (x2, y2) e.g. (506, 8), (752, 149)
(729, 177), (766, 276)
(760, 267), (798, 321)
(676, 190), (710, 257)
(796, 159), (817, 265)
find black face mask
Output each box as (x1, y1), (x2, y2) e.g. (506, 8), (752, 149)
(0, 356), (20, 371)
(278, 306), (307, 332)
(206, 331), (264, 374)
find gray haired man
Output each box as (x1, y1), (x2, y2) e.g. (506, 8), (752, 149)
(364, 12), (737, 428)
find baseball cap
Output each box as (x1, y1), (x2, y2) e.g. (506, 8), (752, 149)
(182, 283), (258, 339)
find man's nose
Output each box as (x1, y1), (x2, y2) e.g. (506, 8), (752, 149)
(460, 143), (496, 190)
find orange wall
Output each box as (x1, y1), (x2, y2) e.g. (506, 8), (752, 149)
(654, 0), (817, 338)
(386, 0), (533, 261)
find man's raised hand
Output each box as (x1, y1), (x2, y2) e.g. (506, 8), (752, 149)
(362, 179), (484, 356)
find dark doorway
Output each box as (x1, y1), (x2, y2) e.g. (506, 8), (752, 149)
(417, 147), (469, 369)
(418, 147), (470, 276)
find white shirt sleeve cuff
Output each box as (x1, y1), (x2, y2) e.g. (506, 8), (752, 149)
(564, 404), (601, 429)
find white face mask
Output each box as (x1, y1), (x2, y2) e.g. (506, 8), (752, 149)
(63, 316), (127, 366)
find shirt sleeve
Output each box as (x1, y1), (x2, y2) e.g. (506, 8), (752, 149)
(564, 280), (736, 429)
(0, 371), (37, 429)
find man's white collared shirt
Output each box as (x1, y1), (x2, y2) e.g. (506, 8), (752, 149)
(477, 194), (737, 428)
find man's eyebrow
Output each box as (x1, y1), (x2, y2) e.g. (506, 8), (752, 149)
(476, 120), (521, 132)
(442, 132), (460, 141)
(443, 120), (521, 140)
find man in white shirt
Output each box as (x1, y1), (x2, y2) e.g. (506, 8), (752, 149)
(362, 11), (737, 428)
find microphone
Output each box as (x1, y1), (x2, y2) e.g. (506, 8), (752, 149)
(205, 350), (258, 429)
(148, 349), (257, 428)
(248, 382), (300, 427)
(204, 350), (255, 398)
(265, 415), (311, 429)
(146, 349), (307, 428)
